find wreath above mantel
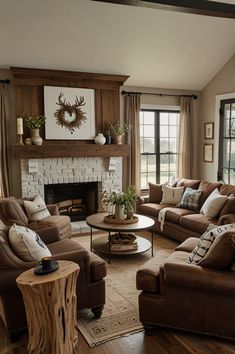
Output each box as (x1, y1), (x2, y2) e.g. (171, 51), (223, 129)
(54, 92), (87, 134)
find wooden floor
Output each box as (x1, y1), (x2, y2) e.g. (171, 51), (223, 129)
(1, 232), (235, 354)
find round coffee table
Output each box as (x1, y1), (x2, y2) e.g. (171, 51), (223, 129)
(86, 213), (155, 263)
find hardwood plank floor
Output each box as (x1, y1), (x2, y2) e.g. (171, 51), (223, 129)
(1, 232), (235, 354)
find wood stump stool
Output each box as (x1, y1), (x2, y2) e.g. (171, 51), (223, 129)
(16, 260), (79, 354)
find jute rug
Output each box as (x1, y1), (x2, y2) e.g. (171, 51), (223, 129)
(73, 232), (175, 347)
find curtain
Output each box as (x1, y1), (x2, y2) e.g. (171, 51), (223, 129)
(177, 97), (193, 179)
(123, 93), (141, 193)
(0, 83), (10, 197)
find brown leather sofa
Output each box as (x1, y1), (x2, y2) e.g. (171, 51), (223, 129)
(136, 236), (235, 339)
(0, 197), (71, 239)
(0, 223), (107, 339)
(137, 179), (235, 243)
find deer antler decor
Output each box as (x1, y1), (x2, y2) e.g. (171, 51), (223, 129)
(54, 92), (87, 134)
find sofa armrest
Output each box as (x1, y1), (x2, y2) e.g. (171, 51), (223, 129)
(137, 195), (149, 205)
(47, 204), (59, 215)
(164, 261), (235, 296)
(37, 226), (62, 244)
(218, 213), (235, 225)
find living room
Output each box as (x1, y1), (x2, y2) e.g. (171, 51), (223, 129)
(0, 0), (235, 353)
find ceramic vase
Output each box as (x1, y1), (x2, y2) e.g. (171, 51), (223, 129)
(95, 133), (106, 145)
(114, 205), (125, 219)
(31, 129), (43, 145)
(125, 205), (134, 219)
(114, 134), (123, 144)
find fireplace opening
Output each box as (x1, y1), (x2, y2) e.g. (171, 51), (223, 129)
(44, 182), (98, 221)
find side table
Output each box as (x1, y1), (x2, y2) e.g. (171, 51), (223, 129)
(16, 260), (79, 354)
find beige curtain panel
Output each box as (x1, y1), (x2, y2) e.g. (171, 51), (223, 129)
(124, 93), (141, 193)
(177, 97), (193, 179)
(0, 84), (10, 197)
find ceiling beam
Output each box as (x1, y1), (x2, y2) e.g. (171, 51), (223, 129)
(92, 0), (235, 19)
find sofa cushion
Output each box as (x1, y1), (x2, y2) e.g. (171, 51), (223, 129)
(200, 188), (227, 218)
(219, 184), (235, 196)
(198, 227), (235, 270)
(24, 195), (50, 222)
(136, 250), (172, 292)
(137, 203), (168, 217)
(198, 181), (222, 209)
(165, 207), (196, 224)
(219, 196), (235, 217)
(179, 213), (217, 234)
(177, 187), (202, 211)
(176, 179), (201, 190)
(160, 185), (184, 205)
(188, 224), (233, 264)
(0, 197), (28, 226)
(9, 224), (51, 261)
(148, 183), (163, 203)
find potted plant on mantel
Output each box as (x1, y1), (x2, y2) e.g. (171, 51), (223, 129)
(104, 185), (138, 220)
(106, 121), (132, 144)
(23, 115), (46, 145)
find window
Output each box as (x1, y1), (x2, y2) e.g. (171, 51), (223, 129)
(140, 109), (180, 190)
(218, 99), (235, 184)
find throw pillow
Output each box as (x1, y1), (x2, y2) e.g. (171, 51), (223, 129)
(177, 187), (202, 211)
(198, 227), (235, 269)
(9, 224), (51, 261)
(148, 182), (163, 203)
(160, 185), (184, 205)
(23, 195), (50, 222)
(188, 223), (233, 264)
(200, 188), (227, 219)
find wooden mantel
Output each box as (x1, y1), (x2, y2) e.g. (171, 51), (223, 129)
(13, 143), (130, 159)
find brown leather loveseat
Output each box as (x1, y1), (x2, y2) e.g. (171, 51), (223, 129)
(136, 232), (235, 339)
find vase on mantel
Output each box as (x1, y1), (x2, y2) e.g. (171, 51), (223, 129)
(114, 134), (123, 145)
(95, 133), (106, 145)
(31, 129), (43, 145)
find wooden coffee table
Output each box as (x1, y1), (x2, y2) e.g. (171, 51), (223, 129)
(86, 213), (155, 263)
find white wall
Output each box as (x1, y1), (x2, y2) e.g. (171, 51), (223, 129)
(199, 54), (235, 182)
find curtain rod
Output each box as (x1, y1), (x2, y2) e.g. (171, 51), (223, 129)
(0, 79), (10, 84)
(121, 90), (198, 99)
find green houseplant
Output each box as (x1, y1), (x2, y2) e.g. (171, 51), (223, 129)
(105, 121), (131, 144)
(23, 115), (46, 145)
(104, 186), (138, 219)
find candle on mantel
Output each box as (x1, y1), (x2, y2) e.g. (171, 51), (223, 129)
(17, 117), (23, 135)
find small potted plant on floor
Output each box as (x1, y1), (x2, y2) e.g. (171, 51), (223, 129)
(23, 115), (46, 145)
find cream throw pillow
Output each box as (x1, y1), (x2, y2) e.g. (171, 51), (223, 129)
(9, 224), (51, 261)
(24, 195), (50, 221)
(160, 185), (184, 205)
(200, 188), (227, 218)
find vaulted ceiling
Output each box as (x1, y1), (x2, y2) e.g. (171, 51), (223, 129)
(0, 0), (235, 90)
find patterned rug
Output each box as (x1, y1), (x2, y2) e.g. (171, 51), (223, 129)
(73, 232), (174, 347)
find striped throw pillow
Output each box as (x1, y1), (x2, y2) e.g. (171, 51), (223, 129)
(23, 195), (50, 222)
(188, 224), (233, 264)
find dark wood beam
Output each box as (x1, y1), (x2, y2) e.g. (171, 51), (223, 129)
(92, 0), (235, 19)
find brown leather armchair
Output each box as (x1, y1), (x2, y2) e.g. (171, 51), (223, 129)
(0, 197), (71, 239)
(0, 222), (106, 339)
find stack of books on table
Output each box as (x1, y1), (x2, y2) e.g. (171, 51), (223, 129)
(110, 233), (138, 251)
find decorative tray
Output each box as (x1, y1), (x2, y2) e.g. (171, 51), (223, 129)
(103, 215), (139, 224)
(110, 233), (136, 244)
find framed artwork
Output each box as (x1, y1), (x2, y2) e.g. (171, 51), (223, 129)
(204, 144), (213, 162)
(204, 122), (214, 139)
(44, 86), (95, 140)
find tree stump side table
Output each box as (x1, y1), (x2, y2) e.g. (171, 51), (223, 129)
(16, 260), (79, 354)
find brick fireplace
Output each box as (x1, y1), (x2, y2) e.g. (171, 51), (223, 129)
(20, 156), (123, 215)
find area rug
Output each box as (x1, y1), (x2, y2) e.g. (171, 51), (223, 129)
(74, 232), (174, 347)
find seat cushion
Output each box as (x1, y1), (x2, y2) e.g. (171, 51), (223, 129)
(175, 237), (199, 253)
(89, 251), (107, 282)
(136, 250), (172, 292)
(29, 215), (71, 239)
(179, 213), (218, 234)
(48, 239), (85, 254)
(165, 207), (196, 224)
(137, 203), (168, 217)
